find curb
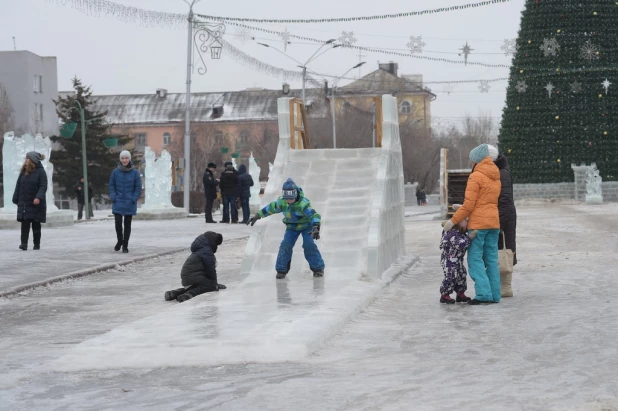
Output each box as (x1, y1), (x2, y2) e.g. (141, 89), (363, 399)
(0, 247), (187, 298)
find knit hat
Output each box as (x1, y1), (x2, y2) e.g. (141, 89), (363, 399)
(224, 161), (233, 167)
(487, 144), (499, 161)
(282, 178), (298, 200)
(208, 162), (217, 169)
(469, 144), (491, 164)
(120, 150), (131, 160)
(26, 151), (44, 164)
(204, 231), (223, 253)
(238, 164), (247, 174)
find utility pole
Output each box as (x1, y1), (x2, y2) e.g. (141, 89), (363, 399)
(12, 37), (16, 51)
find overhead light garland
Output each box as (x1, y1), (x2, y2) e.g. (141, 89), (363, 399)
(196, 0), (512, 23)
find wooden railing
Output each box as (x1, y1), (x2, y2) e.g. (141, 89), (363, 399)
(289, 98), (311, 149)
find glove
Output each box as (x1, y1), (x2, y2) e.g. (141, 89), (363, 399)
(452, 204), (462, 211)
(458, 218), (468, 231)
(217, 284), (227, 290)
(442, 220), (455, 232)
(216, 192), (222, 201)
(248, 214), (261, 226)
(311, 224), (320, 240)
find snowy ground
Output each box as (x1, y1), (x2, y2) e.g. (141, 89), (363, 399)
(1, 203), (618, 410)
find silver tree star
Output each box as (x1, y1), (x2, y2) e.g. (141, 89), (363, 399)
(501, 39), (518, 56)
(459, 42), (473, 65)
(479, 80), (491, 93)
(602, 78), (611, 94)
(540, 37), (560, 57)
(406, 36), (426, 54)
(515, 80), (528, 93)
(570, 81), (582, 94)
(338, 31), (357, 46)
(580, 40), (600, 61)
(545, 82), (555, 98)
(280, 27), (291, 51)
(235, 27), (252, 44)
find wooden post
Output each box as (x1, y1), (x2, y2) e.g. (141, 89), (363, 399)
(288, 98), (311, 150)
(374, 97), (383, 148)
(289, 99), (296, 150)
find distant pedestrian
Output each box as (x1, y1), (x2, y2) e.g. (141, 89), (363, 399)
(219, 162), (239, 224)
(494, 153), (517, 297)
(109, 150), (142, 253)
(164, 231), (226, 303)
(237, 164), (254, 224)
(420, 188), (427, 206)
(443, 144), (501, 305)
(439, 221), (477, 304)
(13, 152), (47, 251)
(74, 176), (94, 220)
(416, 187), (422, 206)
(203, 162), (219, 224)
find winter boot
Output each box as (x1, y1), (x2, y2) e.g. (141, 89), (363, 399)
(312, 269), (324, 278)
(114, 238), (123, 252)
(217, 284), (227, 290)
(468, 299), (492, 305)
(440, 295), (456, 304)
(501, 272), (513, 297)
(177, 293), (192, 303)
(19, 244), (27, 251)
(456, 292), (472, 303)
(122, 238), (129, 253)
(165, 288), (186, 301)
(33, 244), (40, 250)
(276, 272), (287, 279)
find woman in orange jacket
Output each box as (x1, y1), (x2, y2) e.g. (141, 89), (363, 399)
(442, 144), (502, 305)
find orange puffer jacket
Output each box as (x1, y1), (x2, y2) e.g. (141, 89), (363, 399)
(452, 157), (501, 230)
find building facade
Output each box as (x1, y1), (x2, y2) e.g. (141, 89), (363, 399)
(0, 50), (59, 136)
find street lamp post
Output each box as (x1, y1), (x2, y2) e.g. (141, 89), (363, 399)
(65, 100), (91, 220)
(331, 62), (365, 149)
(258, 39), (338, 103)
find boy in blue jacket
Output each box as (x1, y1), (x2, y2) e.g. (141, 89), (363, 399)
(247, 178), (325, 279)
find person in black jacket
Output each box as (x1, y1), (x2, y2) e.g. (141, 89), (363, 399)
(203, 162), (219, 224)
(164, 231), (226, 303)
(237, 164), (254, 224)
(494, 153), (517, 297)
(219, 163), (240, 223)
(75, 176), (94, 220)
(12, 152), (48, 251)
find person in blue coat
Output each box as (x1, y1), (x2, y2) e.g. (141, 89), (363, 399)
(109, 150), (142, 253)
(13, 152), (48, 250)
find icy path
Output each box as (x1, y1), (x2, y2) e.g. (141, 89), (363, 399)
(2, 203), (618, 410)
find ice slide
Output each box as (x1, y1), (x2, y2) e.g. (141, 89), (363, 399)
(50, 96), (414, 371)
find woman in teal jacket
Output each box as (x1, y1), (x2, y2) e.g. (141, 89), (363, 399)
(109, 150), (142, 253)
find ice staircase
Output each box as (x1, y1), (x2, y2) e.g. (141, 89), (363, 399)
(49, 96), (414, 372)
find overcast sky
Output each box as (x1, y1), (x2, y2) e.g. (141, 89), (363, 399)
(1, 0), (526, 129)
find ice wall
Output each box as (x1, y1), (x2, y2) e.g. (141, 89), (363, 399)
(142, 147), (174, 209)
(249, 152), (261, 206)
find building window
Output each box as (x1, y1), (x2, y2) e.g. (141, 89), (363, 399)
(135, 132), (147, 150)
(240, 130), (249, 144)
(34, 103), (43, 122)
(400, 100), (412, 114)
(214, 131), (223, 143)
(33, 75), (43, 93)
(163, 132), (171, 145)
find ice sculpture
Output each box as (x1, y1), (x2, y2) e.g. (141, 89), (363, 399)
(142, 147), (174, 209)
(249, 152), (261, 206)
(585, 163), (603, 204)
(231, 157), (237, 170)
(1, 133), (57, 212)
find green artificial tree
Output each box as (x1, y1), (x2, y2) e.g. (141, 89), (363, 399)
(499, 1), (618, 183)
(51, 77), (131, 200)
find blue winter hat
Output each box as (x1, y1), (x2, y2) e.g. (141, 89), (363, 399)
(469, 144), (490, 164)
(282, 178), (298, 200)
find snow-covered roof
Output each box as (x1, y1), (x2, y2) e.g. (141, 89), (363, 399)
(87, 89), (327, 126)
(340, 68), (436, 98)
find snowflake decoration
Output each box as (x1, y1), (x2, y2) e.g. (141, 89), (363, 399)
(280, 27), (291, 51)
(501, 39), (518, 56)
(580, 40), (600, 61)
(338, 31), (357, 46)
(406, 36), (426, 54)
(443, 84), (455, 95)
(235, 27), (253, 44)
(459, 42), (474, 65)
(602, 78), (611, 94)
(479, 81), (491, 93)
(570, 81), (582, 94)
(545, 82), (555, 98)
(540, 37), (560, 57)
(515, 80), (528, 93)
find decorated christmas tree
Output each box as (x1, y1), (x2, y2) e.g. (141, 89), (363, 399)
(498, 1), (617, 183)
(52, 78), (131, 199)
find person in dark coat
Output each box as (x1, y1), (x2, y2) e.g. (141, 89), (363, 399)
(109, 150), (142, 253)
(203, 162), (219, 224)
(219, 163), (240, 223)
(164, 231), (226, 303)
(237, 164), (254, 224)
(12, 152), (48, 250)
(494, 153), (517, 297)
(415, 187), (422, 206)
(74, 176), (94, 220)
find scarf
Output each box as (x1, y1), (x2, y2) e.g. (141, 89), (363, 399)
(118, 163), (133, 172)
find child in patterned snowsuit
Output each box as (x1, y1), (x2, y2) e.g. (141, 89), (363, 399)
(439, 221), (477, 304)
(247, 178), (324, 279)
